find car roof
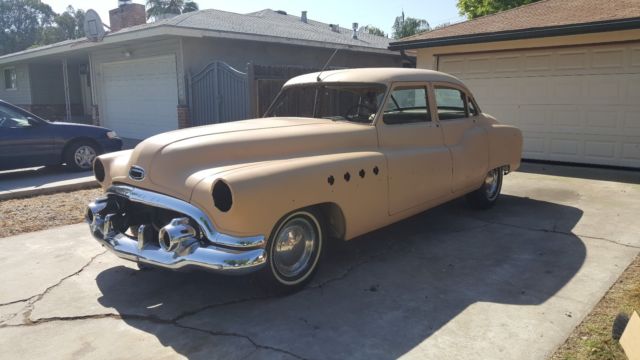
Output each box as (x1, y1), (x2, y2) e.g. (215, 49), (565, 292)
(284, 68), (466, 87)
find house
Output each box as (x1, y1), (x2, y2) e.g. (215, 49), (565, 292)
(390, 0), (640, 168)
(0, 3), (405, 139)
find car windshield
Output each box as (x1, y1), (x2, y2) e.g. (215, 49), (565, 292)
(264, 83), (387, 124)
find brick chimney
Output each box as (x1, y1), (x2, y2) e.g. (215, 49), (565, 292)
(109, 2), (146, 32)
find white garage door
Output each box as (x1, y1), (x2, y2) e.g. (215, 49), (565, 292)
(439, 42), (640, 168)
(101, 55), (178, 139)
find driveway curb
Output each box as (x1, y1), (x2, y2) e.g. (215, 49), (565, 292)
(0, 179), (99, 201)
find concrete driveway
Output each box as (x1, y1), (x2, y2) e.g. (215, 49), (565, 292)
(1, 164), (639, 360)
(0, 138), (140, 200)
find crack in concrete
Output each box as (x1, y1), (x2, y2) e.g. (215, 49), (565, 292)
(0, 298), (32, 307)
(0, 251), (107, 326)
(468, 217), (640, 250)
(1, 312), (308, 360)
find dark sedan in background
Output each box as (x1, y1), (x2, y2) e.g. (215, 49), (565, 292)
(0, 100), (122, 171)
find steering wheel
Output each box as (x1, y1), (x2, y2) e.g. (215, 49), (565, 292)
(344, 103), (377, 121)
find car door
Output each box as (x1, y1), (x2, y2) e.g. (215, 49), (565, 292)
(432, 84), (489, 193)
(377, 82), (452, 215)
(0, 104), (55, 170)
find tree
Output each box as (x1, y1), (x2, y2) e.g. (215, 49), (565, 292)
(457, 0), (541, 19)
(0, 0), (56, 55)
(38, 5), (85, 45)
(146, 0), (199, 21)
(392, 12), (430, 39)
(360, 25), (387, 38)
(53, 6), (85, 40)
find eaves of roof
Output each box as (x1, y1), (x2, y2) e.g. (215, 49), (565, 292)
(0, 24), (398, 65)
(388, 17), (640, 50)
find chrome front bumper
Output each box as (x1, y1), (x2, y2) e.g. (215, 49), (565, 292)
(86, 185), (267, 274)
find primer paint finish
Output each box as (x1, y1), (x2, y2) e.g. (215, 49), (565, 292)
(95, 68), (523, 242)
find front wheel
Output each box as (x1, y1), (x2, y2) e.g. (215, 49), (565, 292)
(65, 141), (99, 171)
(262, 209), (324, 293)
(466, 167), (503, 209)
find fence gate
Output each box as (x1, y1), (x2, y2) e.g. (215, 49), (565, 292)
(189, 61), (249, 125)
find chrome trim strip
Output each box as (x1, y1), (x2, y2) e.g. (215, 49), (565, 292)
(107, 185), (265, 248)
(92, 229), (266, 274)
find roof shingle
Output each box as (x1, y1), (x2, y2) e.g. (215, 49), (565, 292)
(391, 0), (640, 47)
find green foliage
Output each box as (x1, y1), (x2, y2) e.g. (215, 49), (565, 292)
(392, 12), (430, 39)
(457, 0), (542, 19)
(360, 25), (387, 38)
(0, 1), (88, 55)
(146, 0), (199, 21)
(0, 0), (56, 55)
(49, 6), (85, 43)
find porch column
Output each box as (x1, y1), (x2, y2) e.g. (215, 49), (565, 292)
(62, 58), (71, 122)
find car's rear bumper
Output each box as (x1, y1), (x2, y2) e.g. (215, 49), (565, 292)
(86, 185), (267, 274)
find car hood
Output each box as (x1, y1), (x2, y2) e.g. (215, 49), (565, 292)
(116, 117), (378, 199)
(49, 121), (111, 132)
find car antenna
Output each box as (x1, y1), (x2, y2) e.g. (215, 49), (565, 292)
(317, 48), (339, 82)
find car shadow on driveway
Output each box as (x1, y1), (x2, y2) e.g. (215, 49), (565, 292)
(95, 195), (586, 360)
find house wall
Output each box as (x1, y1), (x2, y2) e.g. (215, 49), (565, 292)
(90, 37), (183, 102)
(415, 29), (640, 69)
(0, 63), (31, 105)
(89, 37), (184, 126)
(29, 63), (82, 105)
(181, 37), (403, 77)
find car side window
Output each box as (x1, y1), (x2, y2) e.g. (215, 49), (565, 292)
(0, 105), (32, 129)
(383, 86), (430, 125)
(435, 87), (468, 120)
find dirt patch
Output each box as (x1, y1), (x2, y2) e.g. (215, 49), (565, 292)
(552, 255), (640, 360)
(0, 188), (104, 238)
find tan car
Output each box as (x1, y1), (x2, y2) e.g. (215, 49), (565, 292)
(86, 68), (522, 291)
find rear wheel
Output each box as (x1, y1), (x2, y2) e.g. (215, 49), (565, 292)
(466, 167), (503, 209)
(65, 141), (99, 171)
(262, 209), (324, 293)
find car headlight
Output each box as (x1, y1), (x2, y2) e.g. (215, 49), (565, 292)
(106, 131), (119, 139)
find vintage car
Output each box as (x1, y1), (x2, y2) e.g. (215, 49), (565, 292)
(86, 68), (522, 291)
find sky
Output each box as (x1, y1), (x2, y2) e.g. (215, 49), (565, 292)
(46, 0), (465, 35)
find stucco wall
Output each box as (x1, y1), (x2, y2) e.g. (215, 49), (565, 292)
(0, 63), (31, 105)
(181, 37), (403, 76)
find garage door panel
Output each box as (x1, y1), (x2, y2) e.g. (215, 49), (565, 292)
(591, 48), (625, 69)
(557, 51), (588, 70)
(622, 143), (640, 161)
(632, 48), (640, 67)
(101, 55), (178, 139)
(439, 42), (640, 167)
(584, 141), (616, 159)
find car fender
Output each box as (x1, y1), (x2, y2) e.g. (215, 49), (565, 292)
(190, 152), (389, 241)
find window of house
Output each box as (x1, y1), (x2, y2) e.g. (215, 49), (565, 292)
(383, 86), (430, 124)
(3, 68), (17, 90)
(435, 87), (468, 120)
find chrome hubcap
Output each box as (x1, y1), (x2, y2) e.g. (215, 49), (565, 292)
(74, 146), (96, 169)
(273, 217), (317, 278)
(484, 169), (500, 201)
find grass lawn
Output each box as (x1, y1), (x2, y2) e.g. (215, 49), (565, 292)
(552, 255), (640, 359)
